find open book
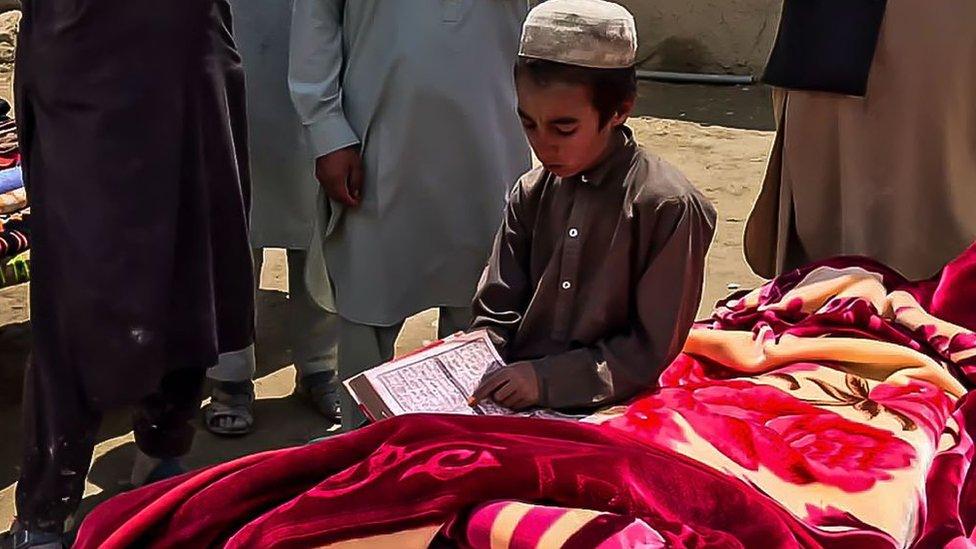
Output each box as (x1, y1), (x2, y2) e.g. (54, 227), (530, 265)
(343, 330), (581, 421)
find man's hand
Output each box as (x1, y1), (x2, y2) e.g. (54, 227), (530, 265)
(469, 362), (540, 410)
(315, 146), (363, 207)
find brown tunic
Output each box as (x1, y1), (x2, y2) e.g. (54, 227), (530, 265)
(471, 127), (716, 409)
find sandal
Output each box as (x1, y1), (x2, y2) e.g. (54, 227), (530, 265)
(203, 381), (255, 436)
(298, 371), (341, 424)
(1, 521), (64, 549)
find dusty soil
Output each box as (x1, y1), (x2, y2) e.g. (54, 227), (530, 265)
(0, 30), (775, 530)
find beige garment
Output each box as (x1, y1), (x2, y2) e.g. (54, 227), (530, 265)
(745, 0), (976, 280)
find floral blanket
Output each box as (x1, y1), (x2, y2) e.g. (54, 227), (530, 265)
(75, 246), (976, 548)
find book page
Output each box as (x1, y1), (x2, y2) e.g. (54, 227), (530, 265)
(346, 330), (588, 421)
(360, 332), (508, 416)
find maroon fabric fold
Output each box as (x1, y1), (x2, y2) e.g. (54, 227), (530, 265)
(77, 415), (826, 548)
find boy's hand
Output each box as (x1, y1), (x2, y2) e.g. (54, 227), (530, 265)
(469, 362), (540, 410)
(315, 146), (363, 207)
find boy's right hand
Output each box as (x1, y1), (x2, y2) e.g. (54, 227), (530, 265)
(315, 146), (363, 207)
(469, 362), (541, 411)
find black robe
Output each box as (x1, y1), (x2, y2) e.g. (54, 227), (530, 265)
(16, 0), (254, 409)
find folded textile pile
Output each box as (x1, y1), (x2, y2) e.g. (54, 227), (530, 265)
(0, 164), (24, 215)
(0, 99), (29, 284)
(0, 101), (20, 170)
(0, 185), (25, 214)
(0, 208), (29, 265)
(1, 250), (29, 289)
(0, 164), (21, 194)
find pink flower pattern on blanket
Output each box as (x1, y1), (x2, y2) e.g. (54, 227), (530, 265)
(593, 259), (976, 546)
(608, 378), (918, 492)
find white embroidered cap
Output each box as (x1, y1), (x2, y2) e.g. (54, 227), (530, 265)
(519, 0), (638, 69)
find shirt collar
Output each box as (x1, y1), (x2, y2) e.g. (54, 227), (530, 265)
(573, 125), (637, 187)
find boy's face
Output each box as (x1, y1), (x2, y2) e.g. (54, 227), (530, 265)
(516, 75), (629, 179)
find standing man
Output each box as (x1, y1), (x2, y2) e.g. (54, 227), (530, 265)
(3, 0), (254, 547)
(203, 0), (341, 437)
(289, 1), (532, 431)
(745, 0), (976, 280)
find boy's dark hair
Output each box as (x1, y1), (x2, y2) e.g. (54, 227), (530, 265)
(515, 57), (638, 128)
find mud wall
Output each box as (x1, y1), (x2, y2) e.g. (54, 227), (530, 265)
(595, 0), (782, 75)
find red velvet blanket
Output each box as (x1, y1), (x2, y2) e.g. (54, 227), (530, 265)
(76, 244), (976, 548)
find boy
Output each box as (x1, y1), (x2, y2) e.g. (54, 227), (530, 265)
(470, 0), (717, 411)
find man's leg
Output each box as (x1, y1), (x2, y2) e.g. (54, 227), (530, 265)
(203, 249), (260, 435)
(286, 250), (341, 419)
(337, 318), (403, 432)
(206, 345), (257, 383)
(207, 248), (262, 384)
(130, 366), (207, 486)
(287, 250), (339, 377)
(438, 306), (473, 339)
(13, 358), (101, 543)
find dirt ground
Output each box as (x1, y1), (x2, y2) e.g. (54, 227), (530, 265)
(0, 60), (774, 531)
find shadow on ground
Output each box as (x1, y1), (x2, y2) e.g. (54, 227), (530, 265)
(634, 81), (774, 131)
(0, 321), (29, 489)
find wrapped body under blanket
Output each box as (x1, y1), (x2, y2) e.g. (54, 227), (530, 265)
(76, 243), (976, 548)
